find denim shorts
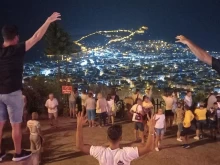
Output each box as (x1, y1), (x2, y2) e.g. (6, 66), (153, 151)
(87, 109), (96, 120)
(0, 90), (23, 123)
(155, 128), (165, 135)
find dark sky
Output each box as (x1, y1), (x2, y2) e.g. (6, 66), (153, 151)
(1, 0), (220, 61)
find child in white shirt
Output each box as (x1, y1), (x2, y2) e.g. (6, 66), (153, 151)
(154, 108), (166, 151)
(27, 112), (43, 162)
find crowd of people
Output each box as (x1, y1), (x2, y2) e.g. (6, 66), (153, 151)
(0, 11), (220, 164)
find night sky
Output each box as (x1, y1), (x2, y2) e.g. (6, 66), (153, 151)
(1, 0), (220, 61)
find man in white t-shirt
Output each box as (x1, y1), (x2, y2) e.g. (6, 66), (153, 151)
(76, 112), (156, 165)
(45, 93), (58, 128)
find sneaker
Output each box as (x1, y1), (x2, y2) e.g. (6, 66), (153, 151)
(184, 145), (190, 149)
(12, 150), (32, 162)
(194, 136), (199, 140)
(181, 144), (186, 148)
(0, 152), (6, 161)
(155, 147), (159, 151)
(177, 138), (182, 142)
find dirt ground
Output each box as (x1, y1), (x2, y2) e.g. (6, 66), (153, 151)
(1, 117), (220, 165)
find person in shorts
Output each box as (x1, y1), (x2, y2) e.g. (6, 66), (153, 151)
(76, 112), (156, 165)
(130, 98), (145, 143)
(154, 108), (165, 151)
(162, 92), (174, 128)
(180, 105), (194, 149)
(0, 12), (61, 161)
(27, 112), (43, 162)
(175, 102), (185, 142)
(45, 93), (59, 128)
(207, 104), (217, 140)
(85, 92), (96, 127)
(194, 103), (207, 140)
(69, 88), (77, 118)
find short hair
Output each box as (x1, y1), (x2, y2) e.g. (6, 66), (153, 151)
(2, 25), (18, 41)
(88, 93), (93, 98)
(186, 90), (191, 94)
(106, 94), (112, 101)
(107, 124), (122, 142)
(214, 102), (217, 105)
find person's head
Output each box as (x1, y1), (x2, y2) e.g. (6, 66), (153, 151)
(82, 90), (86, 94)
(73, 87), (78, 94)
(111, 95), (115, 100)
(2, 25), (19, 45)
(135, 89), (140, 95)
(137, 98), (142, 105)
(49, 93), (54, 100)
(143, 95), (150, 102)
(217, 96), (220, 102)
(97, 93), (103, 99)
(88, 92), (93, 98)
(145, 87), (150, 93)
(213, 102), (218, 109)
(177, 102), (182, 108)
(167, 91), (172, 97)
(106, 94), (112, 101)
(214, 91), (218, 96)
(32, 112), (39, 120)
(184, 104), (190, 111)
(186, 91), (192, 97)
(199, 102), (205, 109)
(107, 124), (122, 144)
(157, 108), (163, 114)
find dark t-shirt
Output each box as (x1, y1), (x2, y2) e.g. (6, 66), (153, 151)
(212, 57), (220, 75)
(0, 43), (25, 94)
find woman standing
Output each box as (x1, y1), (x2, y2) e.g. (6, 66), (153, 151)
(81, 90), (88, 113)
(85, 93), (96, 127)
(69, 88), (77, 118)
(96, 93), (108, 127)
(107, 94), (116, 125)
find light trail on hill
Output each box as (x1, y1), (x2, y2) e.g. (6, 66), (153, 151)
(74, 26), (148, 52)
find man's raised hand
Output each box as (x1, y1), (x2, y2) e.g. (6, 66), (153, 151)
(47, 12), (61, 23)
(175, 35), (189, 45)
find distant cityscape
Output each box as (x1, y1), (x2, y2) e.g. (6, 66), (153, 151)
(23, 27), (220, 95)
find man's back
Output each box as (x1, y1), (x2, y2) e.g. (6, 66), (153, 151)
(90, 146), (139, 165)
(0, 43), (25, 94)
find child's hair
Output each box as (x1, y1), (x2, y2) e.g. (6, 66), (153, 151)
(32, 112), (39, 120)
(184, 104), (190, 110)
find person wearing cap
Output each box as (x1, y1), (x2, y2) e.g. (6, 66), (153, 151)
(194, 103), (207, 140)
(207, 91), (217, 110)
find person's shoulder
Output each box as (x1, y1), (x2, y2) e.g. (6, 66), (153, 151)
(122, 147), (138, 153)
(90, 146), (106, 152)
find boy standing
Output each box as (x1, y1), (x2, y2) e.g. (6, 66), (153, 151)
(175, 102), (185, 142)
(180, 105), (194, 149)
